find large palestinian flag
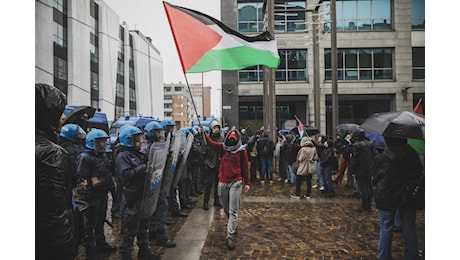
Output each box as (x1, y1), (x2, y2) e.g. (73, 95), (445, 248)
(163, 1), (280, 73)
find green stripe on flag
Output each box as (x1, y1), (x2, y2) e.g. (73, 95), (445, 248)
(187, 46), (280, 73)
(408, 139), (424, 156)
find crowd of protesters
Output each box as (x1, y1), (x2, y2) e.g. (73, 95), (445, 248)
(37, 83), (423, 260)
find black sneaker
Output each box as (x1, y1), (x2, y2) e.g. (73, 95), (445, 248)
(156, 238), (176, 248)
(226, 237), (235, 250)
(95, 242), (117, 253)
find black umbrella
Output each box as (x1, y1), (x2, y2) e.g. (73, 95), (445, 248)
(336, 123), (361, 133)
(64, 106), (96, 132)
(64, 106), (96, 123)
(360, 111), (425, 140)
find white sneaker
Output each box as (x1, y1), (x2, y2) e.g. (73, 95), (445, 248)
(312, 184), (318, 189)
(290, 194), (301, 199)
(303, 195), (311, 200)
(270, 180), (274, 185)
(260, 180), (265, 185)
(319, 186), (325, 191)
(277, 178), (282, 181)
(284, 179), (288, 183)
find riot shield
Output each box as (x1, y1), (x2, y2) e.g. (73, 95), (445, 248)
(160, 132), (183, 195)
(171, 132), (194, 188)
(139, 135), (170, 219)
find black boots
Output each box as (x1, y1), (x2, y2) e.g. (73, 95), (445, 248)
(138, 245), (160, 260)
(226, 236), (235, 250)
(203, 201), (209, 210)
(156, 238), (176, 248)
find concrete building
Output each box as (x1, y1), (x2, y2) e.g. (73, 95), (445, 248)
(220, 0), (425, 135)
(163, 82), (213, 129)
(35, 0), (164, 123)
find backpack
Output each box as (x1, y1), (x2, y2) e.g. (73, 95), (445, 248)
(261, 140), (271, 155)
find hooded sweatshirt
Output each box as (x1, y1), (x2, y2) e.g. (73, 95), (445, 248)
(296, 137), (318, 175)
(204, 130), (250, 185)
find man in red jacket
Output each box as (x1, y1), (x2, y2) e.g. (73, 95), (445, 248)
(202, 127), (250, 250)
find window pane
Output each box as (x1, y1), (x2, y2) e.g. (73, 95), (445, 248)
(372, 0), (391, 20)
(345, 49), (358, 68)
(357, 0), (371, 19)
(324, 49), (331, 69)
(359, 70), (372, 80)
(343, 1), (356, 20)
(412, 47), (425, 67)
(411, 0), (425, 29)
(359, 49), (372, 68)
(373, 49), (392, 68)
(345, 70), (358, 80)
(337, 50), (344, 69)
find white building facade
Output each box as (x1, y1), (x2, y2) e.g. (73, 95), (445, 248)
(35, 0), (164, 122)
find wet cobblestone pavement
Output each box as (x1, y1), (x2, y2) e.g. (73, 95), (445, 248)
(77, 174), (425, 259)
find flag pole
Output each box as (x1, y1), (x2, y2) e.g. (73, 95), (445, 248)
(183, 73), (202, 127)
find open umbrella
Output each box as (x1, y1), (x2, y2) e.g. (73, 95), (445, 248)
(64, 105), (97, 132)
(64, 105), (96, 124)
(336, 123), (361, 133)
(365, 132), (387, 150)
(360, 111), (425, 140)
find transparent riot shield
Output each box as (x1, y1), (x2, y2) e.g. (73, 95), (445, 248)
(171, 132), (194, 188)
(160, 132), (183, 195)
(139, 135), (170, 219)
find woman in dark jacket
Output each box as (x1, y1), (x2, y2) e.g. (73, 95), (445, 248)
(36, 83), (78, 260)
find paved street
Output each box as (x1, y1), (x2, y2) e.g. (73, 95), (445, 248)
(77, 174), (425, 259)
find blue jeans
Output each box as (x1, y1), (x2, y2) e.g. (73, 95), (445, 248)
(378, 208), (419, 260)
(260, 155), (274, 181)
(287, 163), (295, 184)
(322, 165), (335, 194)
(314, 160), (323, 186)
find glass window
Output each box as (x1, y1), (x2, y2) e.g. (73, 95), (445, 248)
(238, 2), (263, 33)
(274, 1), (306, 33)
(412, 47), (425, 79)
(54, 56), (67, 80)
(325, 48), (393, 81)
(327, 0), (391, 32)
(53, 0), (65, 13)
(117, 60), (124, 76)
(116, 82), (124, 97)
(411, 0), (425, 29)
(53, 23), (66, 47)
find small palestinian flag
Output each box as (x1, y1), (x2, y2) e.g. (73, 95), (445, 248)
(163, 1), (280, 73)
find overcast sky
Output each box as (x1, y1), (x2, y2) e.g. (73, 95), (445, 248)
(108, 0), (222, 117)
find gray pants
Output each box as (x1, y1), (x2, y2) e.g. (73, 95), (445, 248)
(218, 180), (243, 237)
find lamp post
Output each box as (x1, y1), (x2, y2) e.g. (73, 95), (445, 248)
(331, 0), (338, 137)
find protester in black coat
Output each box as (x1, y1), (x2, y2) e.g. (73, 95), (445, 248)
(372, 136), (423, 260)
(349, 130), (374, 212)
(36, 83), (78, 260)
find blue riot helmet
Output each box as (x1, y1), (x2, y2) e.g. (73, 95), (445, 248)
(85, 128), (109, 152)
(144, 121), (165, 142)
(160, 119), (175, 132)
(119, 125), (143, 148)
(178, 126), (192, 134)
(60, 123), (86, 143)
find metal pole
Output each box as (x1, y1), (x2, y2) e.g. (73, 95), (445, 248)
(313, 8), (321, 131)
(331, 0), (339, 137)
(262, 0), (276, 142)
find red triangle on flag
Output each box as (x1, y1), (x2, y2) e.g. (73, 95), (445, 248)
(413, 98), (423, 115)
(164, 2), (222, 72)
